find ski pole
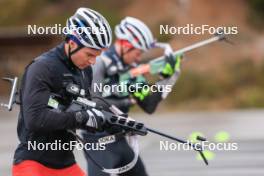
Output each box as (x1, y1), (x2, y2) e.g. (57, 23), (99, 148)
(147, 127), (209, 165)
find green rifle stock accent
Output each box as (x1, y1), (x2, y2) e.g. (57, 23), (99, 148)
(133, 86), (150, 101)
(119, 72), (131, 84)
(103, 75), (147, 98)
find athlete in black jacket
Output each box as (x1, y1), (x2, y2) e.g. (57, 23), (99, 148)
(12, 7), (112, 176)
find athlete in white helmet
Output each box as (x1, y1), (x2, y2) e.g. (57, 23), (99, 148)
(82, 17), (182, 176)
(115, 17), (155, 51)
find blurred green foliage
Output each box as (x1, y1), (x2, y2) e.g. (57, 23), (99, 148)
(166, 58), (264, 109)
(248, 0), (264, 30)
(0, 0), (50, 26)
(0, 0), (131, 27)
(1, 0), (264, 109)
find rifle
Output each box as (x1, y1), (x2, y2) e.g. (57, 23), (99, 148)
(120, 32), (228, 81)
(63, 83), (209, 173)
(0, 77), (19, 111)
(104, 32), (230, 98)
(1, 78), (209, 174)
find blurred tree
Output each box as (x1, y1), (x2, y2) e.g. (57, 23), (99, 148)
(248, 0), (264, 30)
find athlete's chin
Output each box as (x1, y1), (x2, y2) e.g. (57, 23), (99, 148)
(78, 64), (92, 69)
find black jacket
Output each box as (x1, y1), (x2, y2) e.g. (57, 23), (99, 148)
(14, 42), (93, 168)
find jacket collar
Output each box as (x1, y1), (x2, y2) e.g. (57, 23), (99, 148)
(56, 42), (77, 71)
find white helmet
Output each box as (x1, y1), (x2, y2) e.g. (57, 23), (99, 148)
(67, 8), (112, 50)
(115, 17), (155, 51)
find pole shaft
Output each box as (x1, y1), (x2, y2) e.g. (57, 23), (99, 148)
(152, 35), (223, 63)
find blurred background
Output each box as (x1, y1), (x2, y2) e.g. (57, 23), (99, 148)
(0, 0), (264, 110)
(0, 0), (264, 175)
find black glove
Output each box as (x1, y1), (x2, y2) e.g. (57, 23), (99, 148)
(75, 108), (147, 135)
(126, 76), (147, 93)
(74, 108), (107, 132)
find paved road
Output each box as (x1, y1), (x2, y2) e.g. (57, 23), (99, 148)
(139, 111), (264, 176)
(1, 108), (264, 176)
